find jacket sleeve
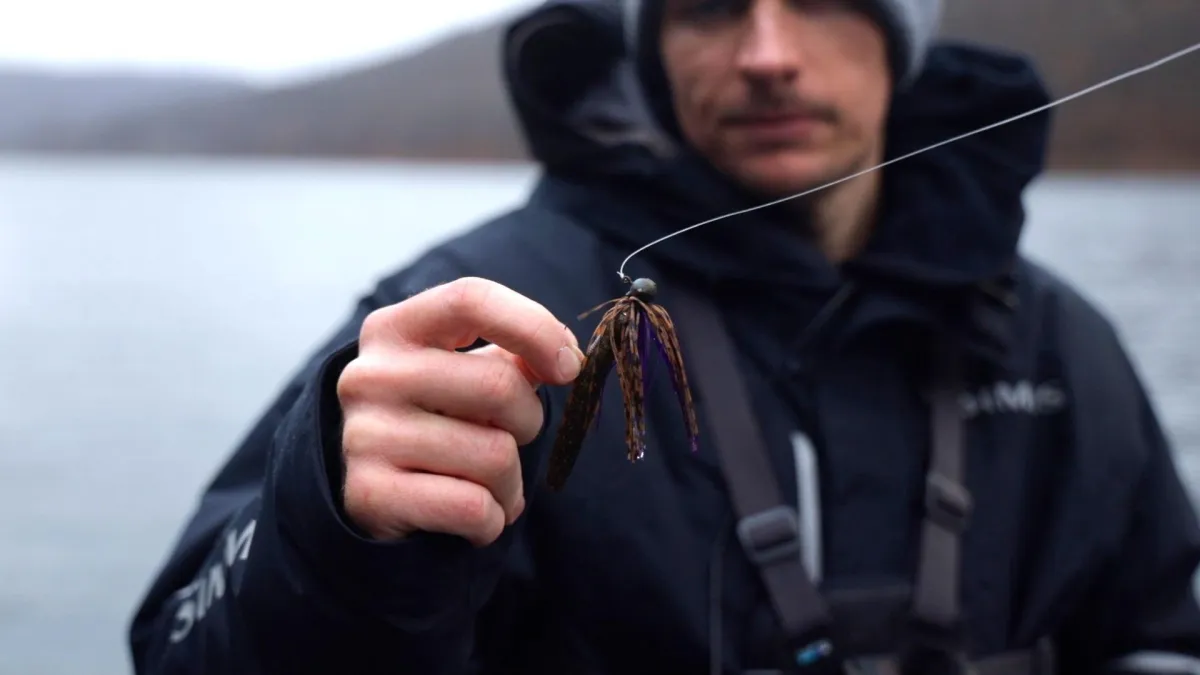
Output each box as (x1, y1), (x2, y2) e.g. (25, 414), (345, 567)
(1056, 336), (1200, 675)
(128, 259), (549, 675)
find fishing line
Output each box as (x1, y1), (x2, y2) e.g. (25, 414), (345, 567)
(616, 40), (1200, 281)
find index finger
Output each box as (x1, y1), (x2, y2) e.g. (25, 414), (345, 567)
(388, 277), (583, 385)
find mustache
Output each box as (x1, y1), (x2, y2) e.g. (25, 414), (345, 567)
(720, 89), (841, 125)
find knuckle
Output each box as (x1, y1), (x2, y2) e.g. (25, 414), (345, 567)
(473, 428), (520, 484)
(335, 357), (371, 403)
(477, 513), (506, 546)
(342, 405), (428, 472)
(478, 359), (525, 405)
(523, 305), (560, 344)
(514, 398), (546, 446)
(340, 464), (380, 525)
(449, 484), (495, 532)
(507, 494), (527, 525)
(340, 413), (381, 459)
(359, 305), (399, 343)
(338, 351), (422, 406)
(441, 277), (490, 316)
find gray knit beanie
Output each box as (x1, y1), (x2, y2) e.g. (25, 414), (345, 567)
(863, 0), (944, 85)
(624, 0), (944, 137)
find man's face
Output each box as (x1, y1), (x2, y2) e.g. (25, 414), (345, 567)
(660, 0), (893, 198)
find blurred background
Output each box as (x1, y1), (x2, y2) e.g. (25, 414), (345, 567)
(0, 1), (1197, 673)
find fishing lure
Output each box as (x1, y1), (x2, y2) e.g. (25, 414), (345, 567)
(546, 276), (700, 491)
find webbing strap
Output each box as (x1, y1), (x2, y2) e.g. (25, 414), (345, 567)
(669, 287), (1050, 674)
(906, 336), (973, 662)
(671, 287), (836, 671)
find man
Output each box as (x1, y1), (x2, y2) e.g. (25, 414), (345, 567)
(128, 0), (1200, 673)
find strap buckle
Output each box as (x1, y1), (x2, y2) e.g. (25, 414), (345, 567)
(924, 473), (973, 533)
(793, 638), (836, 671)
(738, 637), (838, 675)
(737, 505), (803, 567)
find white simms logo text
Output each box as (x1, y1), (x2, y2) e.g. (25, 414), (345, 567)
(958, 381), (1066, 419)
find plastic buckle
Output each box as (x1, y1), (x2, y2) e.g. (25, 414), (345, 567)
(924, 473), (973, 533)
(736, 505), (802, 567)
(739, 638), (837, 675)
(794, 638), (835, 669)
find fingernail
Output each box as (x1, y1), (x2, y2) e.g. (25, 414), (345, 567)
(557, 344), (583, 381)
(563, 324), (580, 350)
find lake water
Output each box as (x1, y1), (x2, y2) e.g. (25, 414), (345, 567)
(0, 155), (1197, 674)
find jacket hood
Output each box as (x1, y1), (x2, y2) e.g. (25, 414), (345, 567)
(500, 0), (1053, 297)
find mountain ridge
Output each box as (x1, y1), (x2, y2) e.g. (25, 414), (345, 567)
(3, 1), (1196, 170)
(0, 66), (252, 145)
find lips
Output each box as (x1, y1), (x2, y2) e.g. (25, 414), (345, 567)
(723, 112), (829, 140)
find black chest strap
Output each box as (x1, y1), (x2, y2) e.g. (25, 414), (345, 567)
(672, 287), (836, 671)
(901, 333), (973, 673)
(669, 286), (1049, 674)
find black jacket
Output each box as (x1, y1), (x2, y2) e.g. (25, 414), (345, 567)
(128, 2), (1200, 673)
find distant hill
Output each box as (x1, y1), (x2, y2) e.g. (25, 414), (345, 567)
(5, 0), (1198, 170)
(0, 67), (251, 146)
(6, 23), (525, 161)
(938, 0), (1199, 170)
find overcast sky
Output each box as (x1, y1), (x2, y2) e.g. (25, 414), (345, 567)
(0, 0), (540, 82)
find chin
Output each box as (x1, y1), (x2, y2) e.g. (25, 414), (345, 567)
(727, 150), (842, 199)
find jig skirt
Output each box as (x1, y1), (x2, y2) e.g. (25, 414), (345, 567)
(546, 277), (700, 491)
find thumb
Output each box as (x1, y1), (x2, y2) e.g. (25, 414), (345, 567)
(467, 339), (585, 389)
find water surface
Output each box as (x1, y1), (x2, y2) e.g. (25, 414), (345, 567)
(0, 156), (1196, 674)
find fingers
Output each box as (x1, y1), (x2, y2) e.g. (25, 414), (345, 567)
(466, 343), (541, 389)
(344, 464), (512, 547)
(339, 345), (546, 446)
(343, 406), (525, 527)
(364, 277), (584, 386)
(337, 277), (580, 547)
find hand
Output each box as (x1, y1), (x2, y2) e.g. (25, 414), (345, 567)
(336, 277), (584, 546)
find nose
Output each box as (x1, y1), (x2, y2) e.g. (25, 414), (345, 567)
(735, 0), (802, 81)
